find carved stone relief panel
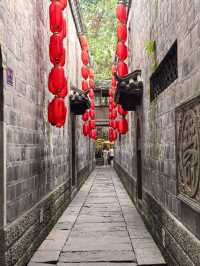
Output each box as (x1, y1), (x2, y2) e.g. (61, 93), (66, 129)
(176, 97), (200, 204)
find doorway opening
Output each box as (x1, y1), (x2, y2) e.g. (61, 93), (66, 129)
(136, 118), (142, 200)
(71, 114), (76, 188)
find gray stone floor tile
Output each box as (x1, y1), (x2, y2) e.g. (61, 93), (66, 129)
(29, 167), (166, 266)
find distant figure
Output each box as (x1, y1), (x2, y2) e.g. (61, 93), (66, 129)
(109, 147), (114, 167)
(103, 147), (109, 166)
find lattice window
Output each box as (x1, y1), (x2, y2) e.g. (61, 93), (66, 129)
(150, 40), (177, 102)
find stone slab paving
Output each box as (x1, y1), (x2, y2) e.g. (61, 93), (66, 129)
(28, 167), (166, 266)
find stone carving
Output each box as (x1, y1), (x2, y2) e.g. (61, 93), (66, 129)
(176, 98), (200, 202)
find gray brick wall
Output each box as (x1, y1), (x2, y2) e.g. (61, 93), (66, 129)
(115, 0), (200, 264)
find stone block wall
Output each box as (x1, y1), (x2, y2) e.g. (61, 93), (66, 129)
(115, 0), (200, 265)
(0, 1), (94, 265)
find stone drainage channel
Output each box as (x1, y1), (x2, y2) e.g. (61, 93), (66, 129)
(28, 167), (166, 266)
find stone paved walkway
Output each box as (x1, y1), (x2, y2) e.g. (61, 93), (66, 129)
(28, 167), (165, 266)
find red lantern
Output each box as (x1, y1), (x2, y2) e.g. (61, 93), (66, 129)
(117, 23), (127, 42)
(89, 68), (94, 79)
(117, 61), (128, 77)
(89, 109), (96, 119)
(48, 67), (66, 94)
(82, 111), (89, 121)
(89, 120), (96, 129)
(112, 65), (116, 74)
(112, 76), (117, 87)
(116, 42), (128, 61)
(91, 101), (95, 109)
(48, 97), (67, 127)
(109, 88), (113, 97)
(113, 130), (118, 141)
(52, 0), (68, 10)
(111, 120), (117, 129)
(90, 130), (97, 140)
(49, 2), (63, 33)
(89, 89), (94, 99)
(109, 97), (114, 104)
(81, 66), (89, 79)
(57, 79), (68, 97)
(89, 79), (95, 89)
(83, 123), (89, 136)
(49, 34), (64, 65)
(109, 104), (113, 112)
(81, 50), (89, 65)
(111, 102), (117, 109)
(111, 110), (117, 119)
(118, 118), (128, 134)
(116, 3), (127, 23)
(80, 35), (88, 51)
(118, 105), (128, 115)
(82, 80), (88, 91)
(109, 113), (112, 120)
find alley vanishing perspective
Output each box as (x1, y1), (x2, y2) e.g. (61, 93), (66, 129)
(0, 0), (200, 265)
(28, 167), (165, 266)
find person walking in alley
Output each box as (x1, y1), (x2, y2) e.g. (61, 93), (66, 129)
(103, 146), (109, 166)
(109, 147), (114, 167)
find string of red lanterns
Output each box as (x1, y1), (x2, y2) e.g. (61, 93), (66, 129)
(48, 0), (68, 127)
(108, 1), (129, 142)
(80, 34), (97, 141)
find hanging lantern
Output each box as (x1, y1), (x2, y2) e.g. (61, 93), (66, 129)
(91, 130), (97, 140)
(82, 111), (89, 121)
(109, 96), (114, 104)
(111, 110), (117, 119)
(118, 105), (128, 115)
(83, 123), (89, 136)
(112, 76), (117, 87)
(89, 89), (94, 99)
(82, 79), (88, 91)
(117, 23), (127, 42)
(49, 2), (63, 33)
(117, 61), (128, 77)
(81, 50), (89, 65)
(112, 65), (116, 74)
(111, 120), (117, 129)
(51, 0), (68, 10)
(111, 102), (117, 109)
(89, 120), (96, 129)
(56, 79), (68, 98)
(48, 66), (66, 94)
(81, 65), (89, 79)
(113, 130), (118, 141)
(116, 42), (128, 61)
(89, 79), (95, 89)
(49, 34), (64, 65)
(91, 101), (95, 109)
(109, 104), (113, 112)
(118, 118), (128, 134)
(109, 88), (113, 97)
(116, 3), (127, 23)
(89, 109), (96, 119)
(109, 113), (112, 120)
(80, 35), (89, 51)
(89, 68), (94, 79)
(48, 97), (67, 127)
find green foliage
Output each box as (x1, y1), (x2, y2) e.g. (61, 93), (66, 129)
(79, 0), (117, 82)
(144, 40), (157, 71)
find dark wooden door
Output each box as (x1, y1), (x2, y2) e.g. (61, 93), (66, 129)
(137, 119), (142, 200)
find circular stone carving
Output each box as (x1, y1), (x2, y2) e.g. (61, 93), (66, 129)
(179, 109), (200, 198)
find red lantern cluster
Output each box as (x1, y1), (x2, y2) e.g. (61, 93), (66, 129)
(107, 1), (129, 141)
(48, 0), (68, 127)
(108, 66), (118, 143)
(116, 2), (128, 77)
(80, 34), (97, 140)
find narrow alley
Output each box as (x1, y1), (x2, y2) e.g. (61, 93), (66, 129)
(28, 167), (165, 266)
